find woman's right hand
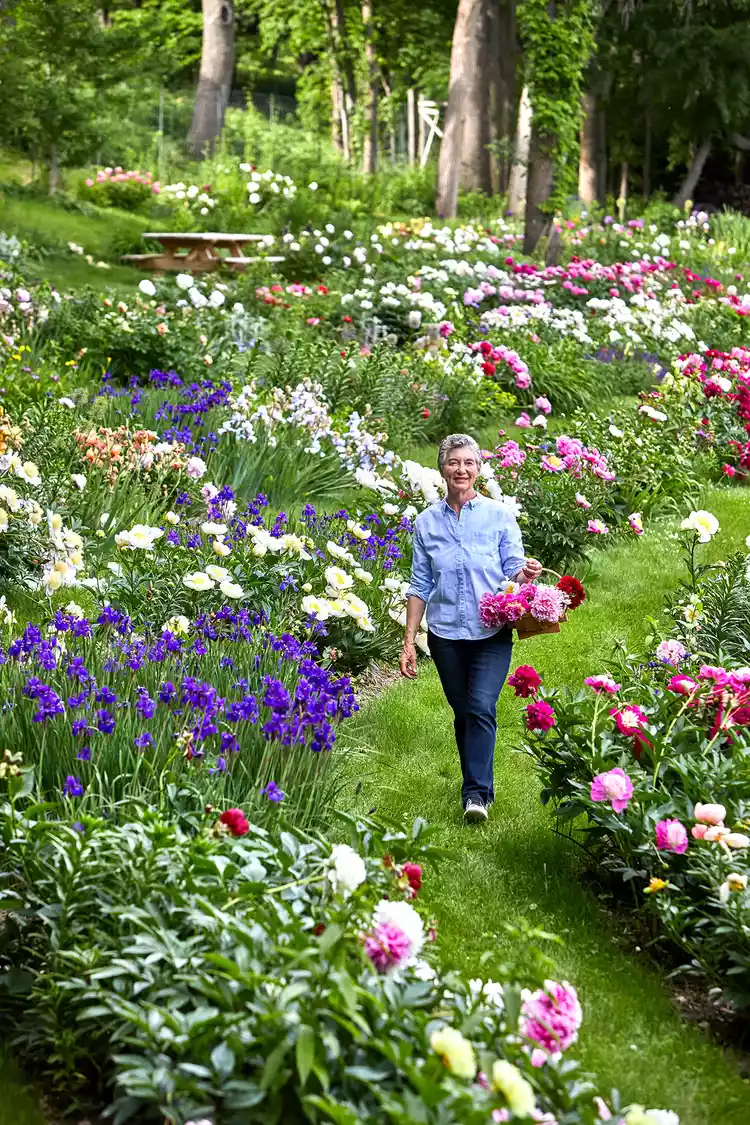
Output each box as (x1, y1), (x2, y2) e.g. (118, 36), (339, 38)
(399, 639), (418, 679)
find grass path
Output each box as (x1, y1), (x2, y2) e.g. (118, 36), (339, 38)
(348, 485), (750, 1124)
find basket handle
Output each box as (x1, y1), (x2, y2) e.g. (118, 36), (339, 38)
(527, 566), (563, 583)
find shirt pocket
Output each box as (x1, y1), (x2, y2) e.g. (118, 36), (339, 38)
(469, 529), (500, 560)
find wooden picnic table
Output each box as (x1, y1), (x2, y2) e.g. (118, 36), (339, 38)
(122, 232), (284, 273)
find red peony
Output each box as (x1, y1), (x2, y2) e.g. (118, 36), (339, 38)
(556, 575), (586, 610)
(508, 664), (542, 698)
(219, 807), (250, 836)
(525, 700), (556, 732)
(481, 361), (496, 377)
(402, 862), (423, 897)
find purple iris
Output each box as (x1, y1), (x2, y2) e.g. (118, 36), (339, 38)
(261, 780), (285, 803)
(63, 775), (84, 798)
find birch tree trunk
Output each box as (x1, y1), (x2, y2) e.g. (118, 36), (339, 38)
(673, 139), (710, 209)
(187, 0), (235, 157)
(578, 89), (597, 203)
(436, 0), (491, 217)
(362, 0), (378, 173)
(507, 84), (532, 216)
(407, 87), (416, 165)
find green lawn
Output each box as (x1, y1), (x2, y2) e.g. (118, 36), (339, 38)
(347, 484), (750, 1124)
(0, 1050), (46, 1125)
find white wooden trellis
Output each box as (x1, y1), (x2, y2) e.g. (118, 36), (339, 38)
(418, 98), (443, 166)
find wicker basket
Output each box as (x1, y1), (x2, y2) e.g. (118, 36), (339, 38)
(515, 568), (568, 641)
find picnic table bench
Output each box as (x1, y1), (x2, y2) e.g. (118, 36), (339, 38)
(122, 232), (284, 273)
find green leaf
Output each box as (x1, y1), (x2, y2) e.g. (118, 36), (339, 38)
(260, 1036), (291, 1090)
(211, 1041), (236, 1078)
(295, 1024), (315, 1087)
(318, 922), (343, 955)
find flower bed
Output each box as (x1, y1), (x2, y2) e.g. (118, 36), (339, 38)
(517, 524), (750, 1009)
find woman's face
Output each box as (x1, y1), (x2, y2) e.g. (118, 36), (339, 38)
(441, 446), (479, 493)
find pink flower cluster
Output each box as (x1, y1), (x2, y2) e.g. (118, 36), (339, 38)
(553, 435), (615, 481)
(520, 980), (582, 1062)
(655, 639), (688, 666)
(470, 340), (531, 389)
(85, 166), (160, 193)
(479, 590), (530, 628)
(479, 583), (569, 629)
(584, 674), (621, 694)
(495, 440), (526, 469)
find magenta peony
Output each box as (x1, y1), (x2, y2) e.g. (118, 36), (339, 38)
(667, 675), (698, 696)
(508, 664), (542, 698)
(590, 767), (633, 813)
(655, 818), (689, 854)
(610, 704), (648, 736)
(364, 922), (413, 972)
(584, 674), (621, 694)
(479, 591), (530, 629)
(525, 700), (556, 732)
(520, 980), (582, 1059)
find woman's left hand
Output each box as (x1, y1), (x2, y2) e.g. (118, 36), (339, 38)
(521, 557), (543, 580)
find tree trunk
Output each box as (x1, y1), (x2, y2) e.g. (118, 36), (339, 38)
(435, 0), (492, 217)
(332, 0), (357, 149)
(331, 78), (343, 153)
(643, 109), (651, 197)
(596, 103), (607, 203)
(49, 143), (59, 196)
(673, 138), (710, 209)
(578, 89), (597, 203)
(523, 122), (555, 255)
(362, 0), (378, 173)
(617, 161), (628, 219)
(407, 87), (416, 165)
(507, 84), (532, 216)
(187, 0), (235, 157)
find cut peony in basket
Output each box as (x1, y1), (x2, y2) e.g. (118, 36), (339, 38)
(478, 570), (586, 640)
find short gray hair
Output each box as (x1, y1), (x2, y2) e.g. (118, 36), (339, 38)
(437, 433), (482, 473)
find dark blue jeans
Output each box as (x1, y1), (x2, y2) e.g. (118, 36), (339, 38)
(428, 628), (513, 806)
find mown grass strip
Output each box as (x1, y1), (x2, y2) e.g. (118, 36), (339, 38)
(349, 485), (750, 1125)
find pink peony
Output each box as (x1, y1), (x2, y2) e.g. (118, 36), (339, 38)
(699, 664), (729, 685)
(587, 519), (608, 534)
(529, 585), (568, 623)
(691, 823), (708, 840)
(628, 512), (644, 535)
(526, 700), (556, 732)
(655, 818), (689, 854)
(584, 674), (621, 694)
(479, 591), (530, 629)
(590, 767), (634, 813)
(364, 922), (412, 972)
(655, 639), (688, 666)
(520, 980), (582, 1058)
(535, 395), (552, 415)
(694, 802), (726, 825)
(610, 704), (648, 736)
(516, 411), (531, 428)
(508, 664), (542, 698)
(575, 492), (592, 509)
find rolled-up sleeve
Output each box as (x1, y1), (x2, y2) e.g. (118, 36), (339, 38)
(500, 512), (526, 578)
(406, 522), (434, 601)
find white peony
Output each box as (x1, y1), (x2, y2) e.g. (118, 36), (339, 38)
(138, 279), (156, 297)
(680, 509), (719, 543)
(175, 273), (193, 290)
(327, 844), (366, 896)
(183, 571), (215, 592)
(219, 579), (244, 599)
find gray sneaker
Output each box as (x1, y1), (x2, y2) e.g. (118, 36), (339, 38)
(464, 799), (488, 823)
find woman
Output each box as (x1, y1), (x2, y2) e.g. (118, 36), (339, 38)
(399, 433), (542, 823)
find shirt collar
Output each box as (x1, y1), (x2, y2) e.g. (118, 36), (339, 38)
(442, 493), (482, 512)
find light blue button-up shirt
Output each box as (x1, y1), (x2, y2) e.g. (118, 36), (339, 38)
(406, 495), (527, 640)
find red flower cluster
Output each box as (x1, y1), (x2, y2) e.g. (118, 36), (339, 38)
(556, 575), (586, 610)
(219, 807), (250, 836)
(508, 664), (542, 698)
